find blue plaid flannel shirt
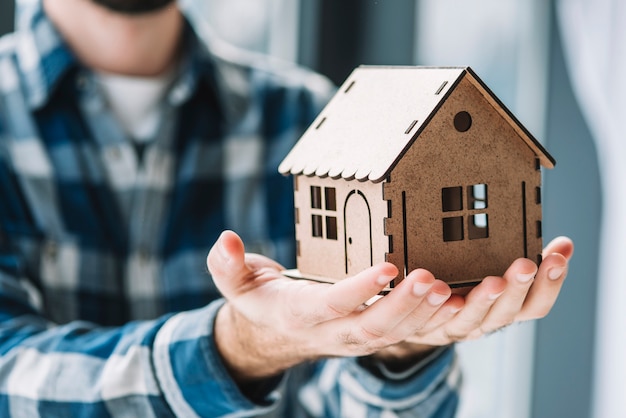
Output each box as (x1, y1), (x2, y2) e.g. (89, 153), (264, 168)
(0, 1), (460, 416)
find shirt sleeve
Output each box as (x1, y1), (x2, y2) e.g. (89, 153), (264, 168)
(297, 347), (461, 417)
(0, 137), (286, 417)
(0, 270), (283, 417)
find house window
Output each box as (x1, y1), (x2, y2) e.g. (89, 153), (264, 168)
(312, 214), (323, 237)
(468, 184), (487, 209)
(311, 186), (322, 209)
(442, 186), (463, 212)
(454, 111), (472, 132)
(326, 216), (338, 240)
(443, 216), (464, 241)
(442, 183), (489, 241)
(469, 214), (489, 240)
(310, 186), (338, 240)
(325, 187), (336, 211)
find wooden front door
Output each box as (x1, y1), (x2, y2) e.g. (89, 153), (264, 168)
(344, 190), (373, 275)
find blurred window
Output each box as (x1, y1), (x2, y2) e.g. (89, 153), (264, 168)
(182, 0), (300, 62)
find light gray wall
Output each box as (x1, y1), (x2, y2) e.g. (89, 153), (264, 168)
(531, 7), (601, 418)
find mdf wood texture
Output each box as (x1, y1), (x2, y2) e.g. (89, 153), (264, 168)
(281, 66), (553, 286)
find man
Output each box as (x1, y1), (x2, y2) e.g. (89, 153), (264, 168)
(0, 0), (573, 416)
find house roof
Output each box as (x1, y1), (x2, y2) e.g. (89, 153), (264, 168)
(278, 66), (555, 183)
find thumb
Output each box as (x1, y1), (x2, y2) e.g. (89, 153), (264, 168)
(207, 230), (251, 298)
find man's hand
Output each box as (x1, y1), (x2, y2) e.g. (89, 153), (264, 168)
(208, 230), (454, 382)
(370, 236), (573, 368)
(208, 231), (573, 382)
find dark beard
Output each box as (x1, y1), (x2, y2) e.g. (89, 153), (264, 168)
(91, 0), (176, 15)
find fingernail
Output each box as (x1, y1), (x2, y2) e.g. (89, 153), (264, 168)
(217, 237), (231, 264)
(377, 274), (395, 286)
(516, 271), (536, 283)
(488, 291), (504, 301)
(412, 281), (433, 296)
(427, 292), (448, 306)
(548, 266), (565, 280)
(450, 306), (462, 314)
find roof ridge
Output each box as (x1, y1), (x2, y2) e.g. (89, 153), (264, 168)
(279, 66), (554, 183)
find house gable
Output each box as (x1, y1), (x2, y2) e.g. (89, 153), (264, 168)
(383, 75), (543, 284)
(463, 68), (554, 169)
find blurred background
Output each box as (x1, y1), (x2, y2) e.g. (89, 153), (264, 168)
(1, 1), (621, 417)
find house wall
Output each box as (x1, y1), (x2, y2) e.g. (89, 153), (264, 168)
(294, 175), (389, 282)
(384, 76), (543, 285)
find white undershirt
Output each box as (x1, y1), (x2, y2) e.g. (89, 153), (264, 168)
(97, 70), (175, 142)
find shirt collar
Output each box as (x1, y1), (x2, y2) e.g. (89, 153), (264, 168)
(15, 0), (78, 109)
(169, 20), (251, 126)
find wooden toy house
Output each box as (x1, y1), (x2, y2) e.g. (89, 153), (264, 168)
(279, 66), (555, 288)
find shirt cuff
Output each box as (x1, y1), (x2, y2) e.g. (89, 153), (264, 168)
(152, 299), (284, 417)
(357, 346), (453, 381)
(338, 345), (460, 408)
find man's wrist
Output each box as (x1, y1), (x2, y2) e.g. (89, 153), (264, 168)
(214, 302), (300, 383)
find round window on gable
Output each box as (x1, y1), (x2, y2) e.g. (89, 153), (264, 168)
(454, 111), (472, 132)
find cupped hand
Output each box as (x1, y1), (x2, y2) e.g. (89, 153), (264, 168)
(208, 231), (573, 381)
(208, 230), (454, 382)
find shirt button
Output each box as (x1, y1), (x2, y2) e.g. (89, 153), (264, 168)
(45, 241), (58, 259)
(138, 248), (150, 263)
(169, 81), (189, 104)
(107, 146), (122, 160)
(76, 75), (88, 90)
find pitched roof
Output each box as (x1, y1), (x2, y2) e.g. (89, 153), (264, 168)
(279, 66), (555, 183)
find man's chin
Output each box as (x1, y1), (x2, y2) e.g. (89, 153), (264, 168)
(91, 0), (176, 15)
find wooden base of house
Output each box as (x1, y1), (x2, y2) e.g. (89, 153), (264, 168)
(282, 268), (393, 293)
(282, 268), (482, 297)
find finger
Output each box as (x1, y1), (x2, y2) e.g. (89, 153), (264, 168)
(376, 276), (453, 341)
(283, 262), (398, 326)
(480, 258), (537, 333)
(442, 276), (506, 341)
(207, 230), (252, 297)
(330, 269), (447, 350)
(359, 269), (440, 331)
(415, 294), (465, 335)
(516, 252), (568, 321)
(320, 262), (398, 319)
(244, 253), (285, 273)
(543, 236), (574, 260)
